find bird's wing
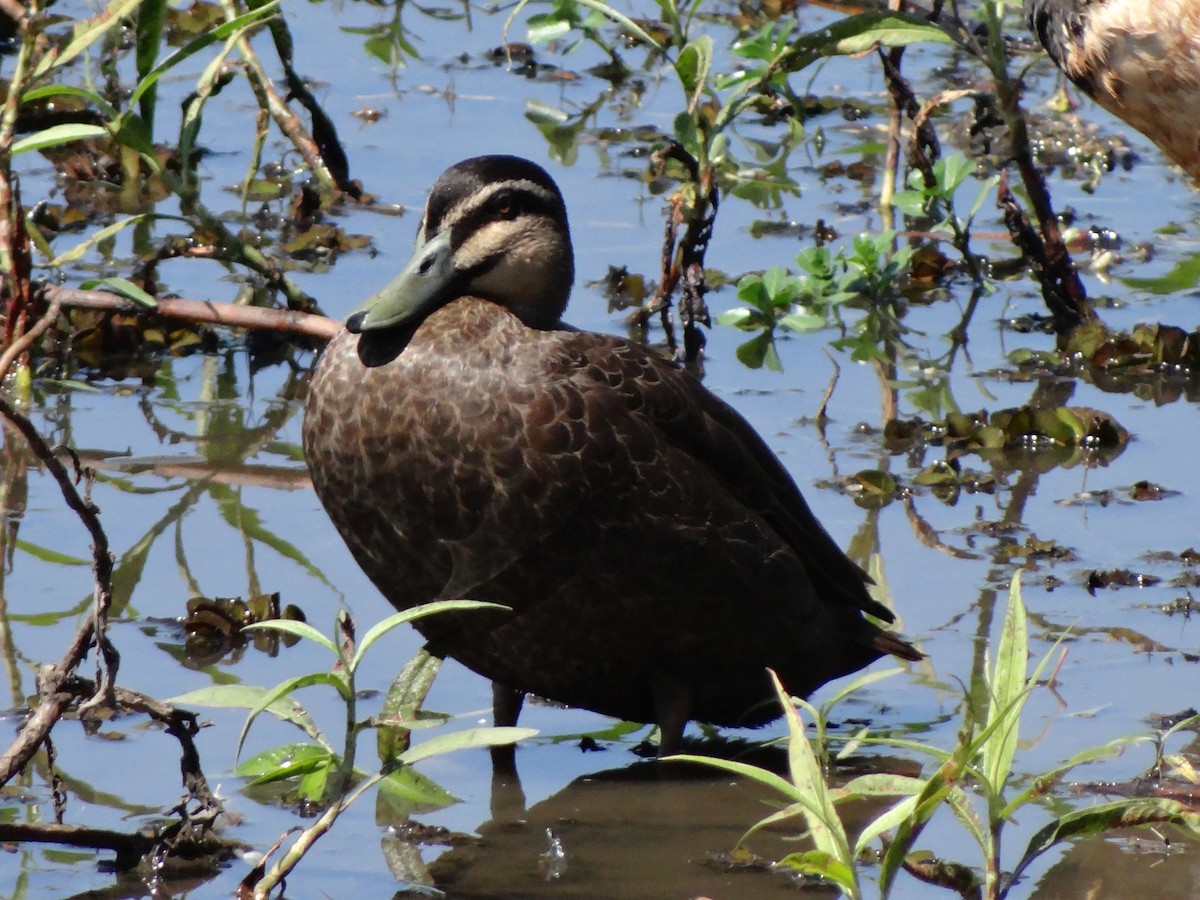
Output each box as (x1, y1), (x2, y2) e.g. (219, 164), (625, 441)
(554, 331), (893, 623)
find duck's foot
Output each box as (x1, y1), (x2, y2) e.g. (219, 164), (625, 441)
(490, 681), (527, 821)
(651, 671), (691, 758)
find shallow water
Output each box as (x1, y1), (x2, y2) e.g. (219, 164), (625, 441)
(4, 2), (1200, 897)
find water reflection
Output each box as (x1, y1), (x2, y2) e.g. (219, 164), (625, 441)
(418, 745), (917, 899)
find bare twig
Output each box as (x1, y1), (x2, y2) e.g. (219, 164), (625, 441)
(644, 142), (717, 363)
(37, 284), (339, 342)
(0, 390), (117, 784)
(0, 293), (61, 383)
(218, 0), (344, 196)
(0, 675), (236, 867)
(816, 347), (841, 424)
(0, 0), (28, 25)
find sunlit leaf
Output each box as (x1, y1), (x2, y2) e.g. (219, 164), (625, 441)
(1010, 799), (1200, 886)
(376, 766), (458, 818)
(14, 539), (89, 566)
(168, 683), (323, 743)
(235, 671), (351, 761)
(353, 600), (505, 671)
(78, 277), (157, 308)
(31, 0), (146, 80)
(781, 12), (954, 75)
(243, 619), (338, 654)
(982, 575), (1027, 796)
(675, 35), (713, 113)
(376, 648), (443, 764)
(11, 124), (108, 156)
(51, 217), (148, 268)
(236, 743), (331, 783)
(775, 849), (857, 891)
(397, 727), (537, 765)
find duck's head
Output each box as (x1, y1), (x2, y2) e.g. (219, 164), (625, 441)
(346, 155), (575, 334)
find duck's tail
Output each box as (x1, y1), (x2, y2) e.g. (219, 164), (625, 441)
(872, 629), (924, 663)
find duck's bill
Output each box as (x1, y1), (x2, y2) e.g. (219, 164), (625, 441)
(346, 228), (456, 333)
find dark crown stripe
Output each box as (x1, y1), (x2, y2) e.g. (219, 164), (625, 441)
(424, 156), (566, 238)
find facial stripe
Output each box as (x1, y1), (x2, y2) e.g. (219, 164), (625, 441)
(454, 215), (548, 274)
(426, 178), (565, 242)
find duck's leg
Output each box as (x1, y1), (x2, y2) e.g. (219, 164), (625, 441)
(652, 671), (691, 757)
(489, 681), (527, 821)
(492, 681), (526, 728)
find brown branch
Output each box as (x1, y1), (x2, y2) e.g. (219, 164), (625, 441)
(903, 496), (981, 560)
(0, 676), (237, 869)
(0, 392), (117, 784)
(37, 284), (340, 342)
(0, 0), (28, 25)
(219, 0), (343, 197)
(78, 451), (313, 490)
(0, 294), (61, 383)
(997, 172), (1093, 334)
(0, 821), (157, 868)
(643, 142), (718, 363)
(989, 36), (1093, 335)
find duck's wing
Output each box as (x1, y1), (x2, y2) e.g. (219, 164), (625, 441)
(550, 331), (896, 625)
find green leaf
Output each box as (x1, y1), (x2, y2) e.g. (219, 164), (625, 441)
(715, 308), (756, 329)
(776, 849), (857, 892)
(1010, 799), (1200, 887)
(51, 218), (148, 268)
(982, 575), (1028, 796)
(675, 35), (713, 113)
(776, 676), (852, 868)
(1120, 251), (1200, 294)
(21, 83), (116, 118)
(666, 754), (801, 801)
(526, 13), (572, 44)
(168, 683), (324, 745)
(538, 0), (661, 49)
(352, 600), (505, 671)
(127, 1), (282, 112)
(135, 0), (168, 133)
(673, 111), (701, 159)
(11, 124), (108, 156)
(853, 794), (921, 858)
(398, 727), (537, 765)
(297, 760), (334, 801)
(243, 619), (338, 654)
(77, 277), (157, 308)
(934, 153), (973, 196)
(1001, 736), (1145, 819)
(31, 0), (146, 80)
(890, 189), (929, 217)
(778, 311), (824, 333)
(236, 743), (331, 783)
(376, 648), (443, 764)
(236, 671), (352, 761)
(736, 331), (782, 372)
(781, 12), (955, 76)
(14, 539), (89, 566)
(376, 766), (458, 817)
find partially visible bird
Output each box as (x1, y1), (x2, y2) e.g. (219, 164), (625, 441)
(1026, 0), (1200, 179)
(302, 155), (920, 753)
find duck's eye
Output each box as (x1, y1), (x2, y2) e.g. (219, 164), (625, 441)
(491, 194), (519, 219)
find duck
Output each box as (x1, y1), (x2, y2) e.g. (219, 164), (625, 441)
(1025, 0), (1200, 179)
(302, 155), (921, 754)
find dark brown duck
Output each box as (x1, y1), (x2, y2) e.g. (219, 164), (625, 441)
(303, 156), (920, 751)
